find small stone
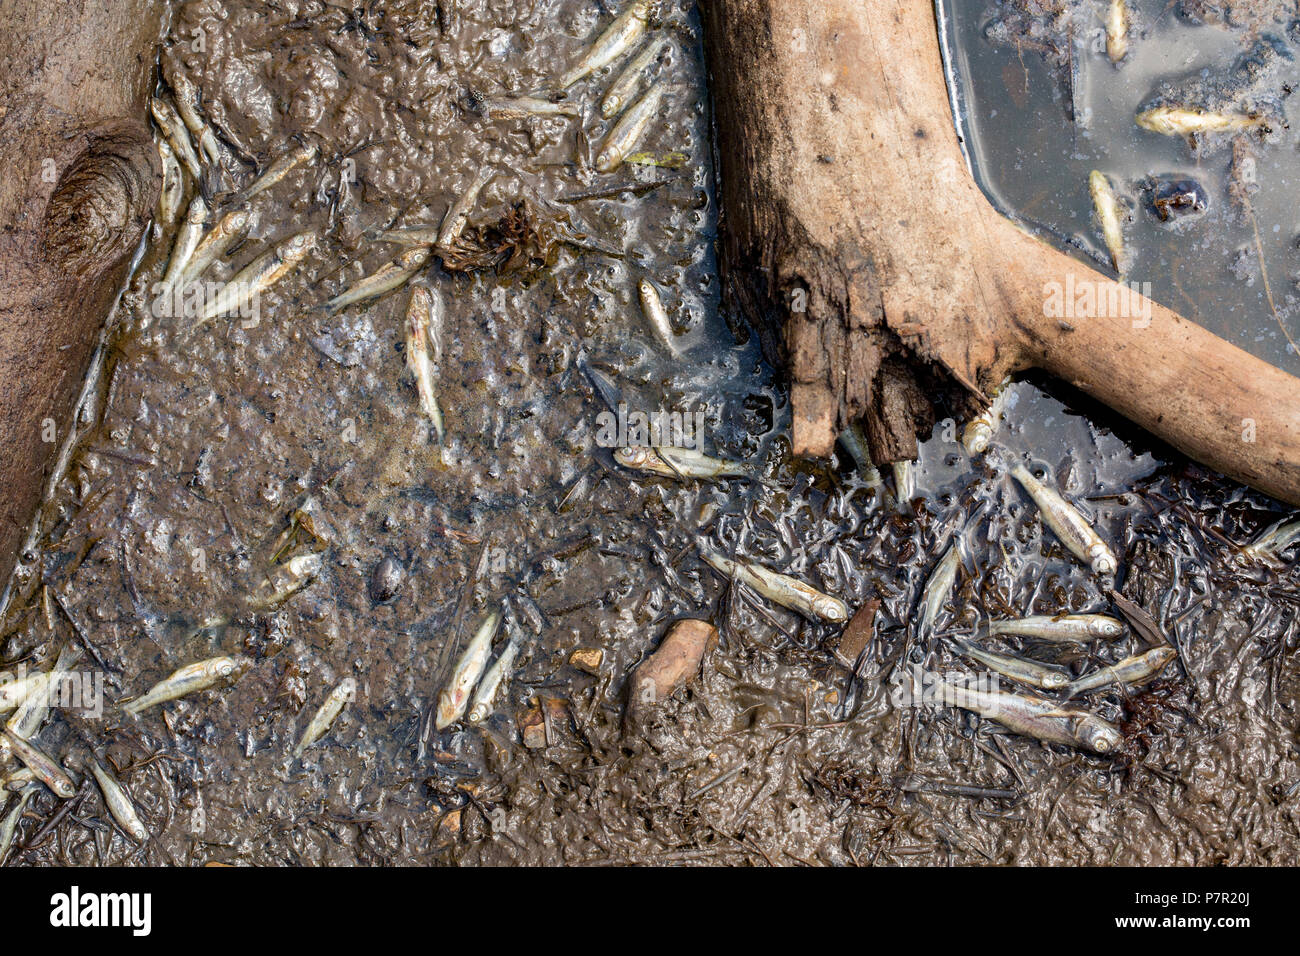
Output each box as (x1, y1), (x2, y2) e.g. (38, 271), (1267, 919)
(569, 647), (603, 675)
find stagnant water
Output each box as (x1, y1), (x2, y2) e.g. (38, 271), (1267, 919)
(0, 0), (1296, 865)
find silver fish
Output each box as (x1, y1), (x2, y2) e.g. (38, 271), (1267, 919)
(560, 0), (653, 89)
(167, 69), (224, 171)
(962, 381), (1011, 456)
(987, 614), (1125, 643)
(151, 97), (203, 181)
(918, 544), (961, 637)
(294, 677), (357, 756)
(405, 286), (446, 441)
(89, 759), (149, 843)
(0, 670), (50, 713)
(1010, 464), (1117, 575)
(1136, 106), (1264, 138)
(1089, 170), (1125, 273)
(248, 553), (323, 611)
(374, 226), (442, 247)
(0, 785), (35, 863)
(596, 83), (662, 173)
(1106, 0), (1129, 63)
(6, 646), (81, 745)
(1065, 646), (1177, 698)
(326, 247), (430, 314)
(614, 446), (747, 481)
(200, 231), (317, 323)
(2, 728), (75, 798)
(1244, 515), (1300, 560)
(699, 545), (848, 623)
(240, 143), (318, 202)
(436, 610), (502, 729)
(601, 38), (668, 119)
(161, 196), (209, 292)
(157, 140), (185, 227)
(928, 673), (1123, 754)
(837, 426), (883, 485)
(637, 277), (681, 355)
(437, 168), (494, 249)
(123, 656), (244, 716)
(952, 639), (1070, 691)
(892, 459), (916, 512)
(176, 207), (252, 290)
(468, 637), (522, 724)
(485, 96), (579, 119)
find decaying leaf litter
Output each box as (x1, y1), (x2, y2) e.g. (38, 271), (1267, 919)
(0, 0), (1297, 865)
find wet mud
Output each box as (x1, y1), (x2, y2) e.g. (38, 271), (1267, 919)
(0, 0), (1297, 865)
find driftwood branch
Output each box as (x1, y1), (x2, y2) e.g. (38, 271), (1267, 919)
(700, 0), (1300, 506)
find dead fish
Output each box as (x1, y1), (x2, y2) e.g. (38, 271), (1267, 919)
(437, 168), (494, 249)
(176, 207), (252, 290)
(123, 656), (245, 716)
(560, 0), (653, 89)
(596, 84), (663, 173)
(374, 226), (442, 247)
(0, 670), (52, 713)
(1244, 514), (1300, 560)
(1089, 170), (1125, 273)
(1010, 463), (1117, 575)
(952, 638), (1070, 691)
(150, 97), (203, 181)
(405, 286), (446, 441)
(157, 140), (185, 226)
(199, 232), (317, 323)
(485, 96), (579, 119)
(436, 610), (502, 730)
(601, 37), (669, 119)
(326, 247), (430, 314)
(0, 785), (35, 862)
(1106, 0), (1129, 63)
(987, 614), (1125, 643)
(294, 677), (357, 756)
(1136, 106), (1265, 138)
(6, 646), (81, 745)
(637, 277), (681, 355)
(248, 553), (324, 610)
(167, 69), (224, 171)
(614, 446), (748, 481)
(918, 543), (961, 637)
(1065, 646), (1177, 698)
(1, 728), (75, 798)
(927, 673), (1123, 754)
(88, 758), (149, 842)
(161, 196), (209, 293)
(698, 545), (849, 623)
(467, 636), (522, 724)
(892, 459), (916, 511)
(837, 426), (883, 486)
(962, 380), (1011, 456)
(239, 142), (318, 202)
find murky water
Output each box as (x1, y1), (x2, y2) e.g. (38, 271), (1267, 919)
(944, 0), (1300, 374)
(0, 0), (1297, 865)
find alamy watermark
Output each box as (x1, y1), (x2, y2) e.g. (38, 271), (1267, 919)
(1043, 275), (1153, 328)
(889, 664), (1001, 713)
(595, 402), (712, 451)
(2, 666), (104, 718)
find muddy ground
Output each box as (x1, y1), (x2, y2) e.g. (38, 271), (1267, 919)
(0, 0), (1297, 865)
